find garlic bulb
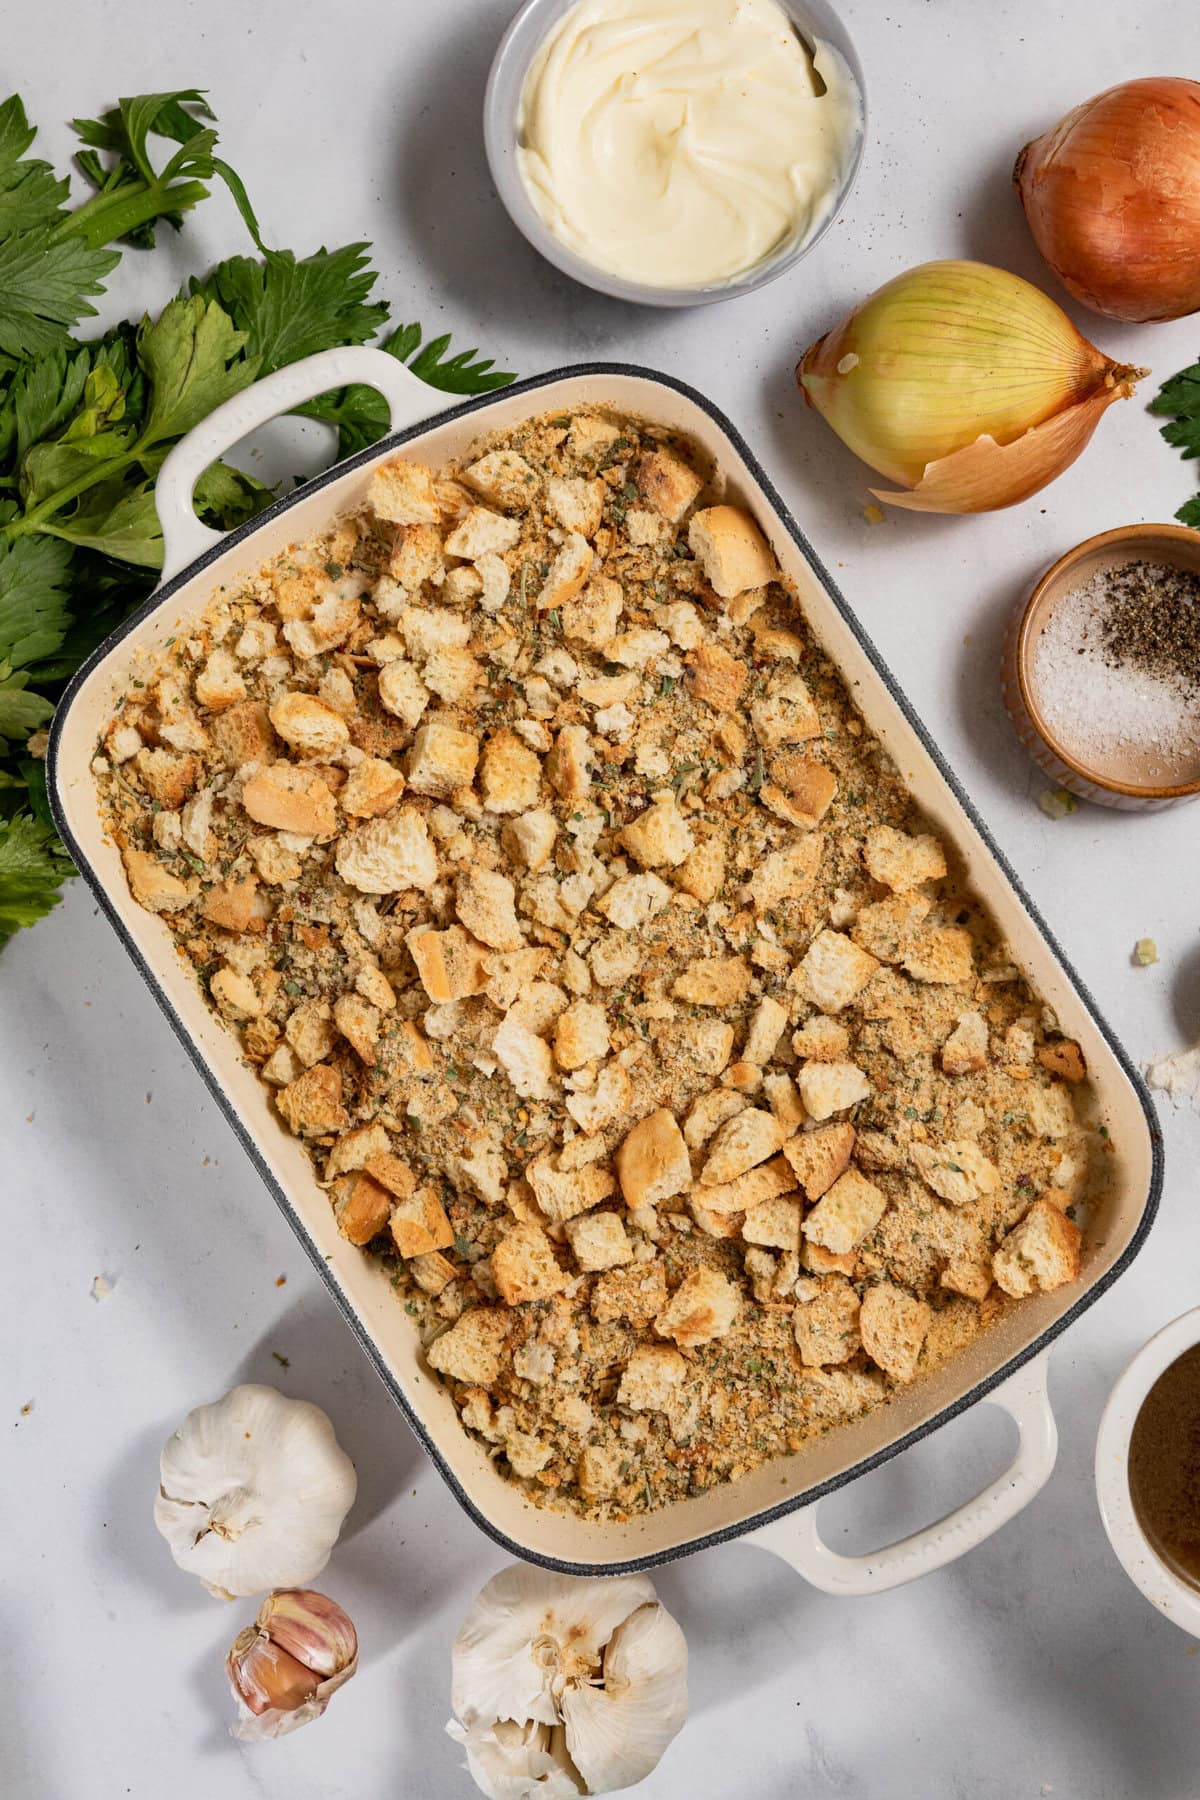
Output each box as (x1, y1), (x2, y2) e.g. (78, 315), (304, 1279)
(447, 1565), (688, 1798)
(154, 1384), (356, 1598)
(227, 1588), (358, 1740)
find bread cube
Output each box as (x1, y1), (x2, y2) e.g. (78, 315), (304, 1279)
(390, 1185), (455, 1258)
(527, 1154), (617, 1222)
(455, 867), (523, 950)
(793, 1275), (861, 1367)
(743, 1195), (802, 1251)
(634, 448), (703, 523)
(803, 1167), (887, 1254)
(553, 999), (610, 1071)
(537, 532), (593, 610)
(491, 1223), (566, 1305)
(859, 1282), (932, 1383)
(672, 956), (751, 1008)
(336, 808), (438, 893)
(480, 729), (543, 813)
(911, 1139), (999, 1207)
(275, 1063), (348, 1138)
(616, 1108), (693, 1209)
(368, 457), (442, 524)
(903, 926), (974, 985)
(242, 763), (338, 837)
(863, 825), (947, 892)
(654, 1266), (740, 1346)
(750, 835), (824, 912)
(463, 449), (539, 509)
(620, 795), (695, 869)
(597, 872), (672, 930)
(565, 1060), (633, 1135)
(332, 1172), (392, 1245)
(796, 929), (880, 1013)
(797, 1061), (871, 1122)
(406, 718), (479, 797)
(674, 833), (725, 903)
(426, 1308), (510, 1385)
(782, 1122), (856, 1199)
(686, 641), (746, 713)
(564, 1210), (633, 1272)
(618, 1344), (688, 1412)
(992, 1200), (1081, 1298)
(851, 894), (931, 963)
(341, 755), (406, 818)
(750, 675), (821, 748)
(691, 1152), (794, 1217)
(791, 1016), (850, 1062)
(687, 505), (777, 598)
(377, 658), (431, 730)
(760, 755), (837, 830)
(444, 506), (520, 559)
(700, 1108), (784, 1185)
(546, 474), (605, 537)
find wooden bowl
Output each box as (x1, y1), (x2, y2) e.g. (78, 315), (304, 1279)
(1002, 523), (1200, 812)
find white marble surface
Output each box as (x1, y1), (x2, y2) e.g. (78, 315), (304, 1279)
(4, 3), (1200, 1795)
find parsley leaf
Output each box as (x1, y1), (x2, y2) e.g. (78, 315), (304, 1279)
(0, 536), (71, 665)
(192, 244), (387, 373)
(0, 228), (120, 359)
(293, 319), (515, 458)
(137, 295), (257, 442)
(1150, 358), (1200, 525)
(41, 473), (162, 566)
(0, 96), (69, 237)
(0, 811), (74, 941)
(0, 661), (53, 741)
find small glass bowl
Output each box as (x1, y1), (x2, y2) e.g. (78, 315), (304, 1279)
(1001, 523), (1200, 812)
(483, 0), (867, 308)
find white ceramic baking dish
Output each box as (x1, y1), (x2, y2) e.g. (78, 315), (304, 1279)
(48, 348), (1162, 1592)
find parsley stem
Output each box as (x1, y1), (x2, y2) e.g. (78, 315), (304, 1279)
(3, 444), (144, 543)
(48, 178), (211, 253)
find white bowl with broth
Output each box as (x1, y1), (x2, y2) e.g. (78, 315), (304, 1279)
(1096, 1306), (1200, 1637)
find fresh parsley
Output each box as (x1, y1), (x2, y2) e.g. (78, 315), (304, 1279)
(1149, 358), (1200, 527)
(0, 85), (515, 947)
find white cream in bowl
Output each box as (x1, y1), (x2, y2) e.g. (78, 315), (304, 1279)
(516, 0), (861, 289)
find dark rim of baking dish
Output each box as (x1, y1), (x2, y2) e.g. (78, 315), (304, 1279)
(47, 362), (1165, 1577)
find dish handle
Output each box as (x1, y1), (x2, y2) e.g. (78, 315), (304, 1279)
(748, 1352), (1057, 1595)
(154, 346), (451, 583)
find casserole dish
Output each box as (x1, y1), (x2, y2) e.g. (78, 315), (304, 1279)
(48, 348), (1162, 1588)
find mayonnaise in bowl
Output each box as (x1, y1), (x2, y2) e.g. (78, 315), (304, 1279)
(515, 0), (862, 291)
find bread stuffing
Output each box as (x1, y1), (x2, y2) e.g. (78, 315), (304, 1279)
(94, 407), (1095, 1521)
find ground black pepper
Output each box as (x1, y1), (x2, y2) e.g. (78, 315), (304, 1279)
(1096, 560), (1200, 698)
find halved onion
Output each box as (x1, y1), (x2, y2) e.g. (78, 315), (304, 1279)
(797, 260), (1144, 514)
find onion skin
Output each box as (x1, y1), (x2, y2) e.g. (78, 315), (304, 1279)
(1015, 78), (1200, 322)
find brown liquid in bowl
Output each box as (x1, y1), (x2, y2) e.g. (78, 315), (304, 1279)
(1128, 1343), (1200, 1589)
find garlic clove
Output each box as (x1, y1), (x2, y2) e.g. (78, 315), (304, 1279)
(154, 1384), (356, 1598)
(450, 1565), (657, 1733)
(446, 1718), (585, 1800)
(869, 377), (1142, 514)
(257, 1587), (358, 1678)
(560, 1602), (689, 1794)
(225, 1588), (358, 1742)
(228, 1628), (320, 1718)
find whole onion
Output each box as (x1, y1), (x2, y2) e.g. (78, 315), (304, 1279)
(1015, 78), (1200, 322)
